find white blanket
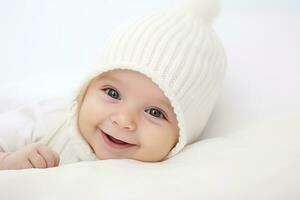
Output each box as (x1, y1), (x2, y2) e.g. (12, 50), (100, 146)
(0, 115), (299, 200)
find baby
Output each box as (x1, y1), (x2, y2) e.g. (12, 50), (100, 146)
(0, 0), (226, 170)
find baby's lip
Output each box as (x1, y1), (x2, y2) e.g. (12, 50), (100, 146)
(98, 128), (136, 145)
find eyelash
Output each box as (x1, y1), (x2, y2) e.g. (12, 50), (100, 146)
(145, 108), (167, 120)
(102, 87), (167, 120)
(103, 87), (121, 100)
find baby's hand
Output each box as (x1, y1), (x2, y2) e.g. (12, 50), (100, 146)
(0, 143), (60, 170)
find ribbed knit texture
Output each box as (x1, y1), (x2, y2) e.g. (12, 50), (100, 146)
(40, 100), (98, 164)
(75, 0), (227, 157)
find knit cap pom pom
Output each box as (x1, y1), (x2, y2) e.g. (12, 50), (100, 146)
(175, 0), (220, 22)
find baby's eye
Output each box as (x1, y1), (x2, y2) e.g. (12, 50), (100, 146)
(145, 108), (167, 120)
(103, 88), (121, 100)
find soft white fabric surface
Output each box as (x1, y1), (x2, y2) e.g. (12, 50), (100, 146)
(0, 2), (300, 200)
(0, 115), (299, 200)
(0, 98), (98, 164)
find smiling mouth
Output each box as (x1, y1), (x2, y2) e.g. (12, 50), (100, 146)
(99, 129), (135, 149)
(107, 134), (128, 144)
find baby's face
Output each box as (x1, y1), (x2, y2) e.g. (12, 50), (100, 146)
(78, 69), (179, 162)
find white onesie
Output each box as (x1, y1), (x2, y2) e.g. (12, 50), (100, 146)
(0, 97), (97, 165)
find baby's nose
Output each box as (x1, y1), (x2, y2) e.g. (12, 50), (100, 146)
(110, 112), (137, 131)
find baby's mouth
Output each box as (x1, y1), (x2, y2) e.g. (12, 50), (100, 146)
(99, 129), (135, 149)
(106, 134), (128, 145)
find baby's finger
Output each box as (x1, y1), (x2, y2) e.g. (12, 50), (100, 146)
(53, 151), (60, 167)
(19, 160), (35, 170)
(37, 145), (60, 168)
(28, 151), (47, 168)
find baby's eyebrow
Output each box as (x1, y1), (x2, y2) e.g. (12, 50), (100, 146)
(97, 75), (120, 83)
(157, 99), (172, 110)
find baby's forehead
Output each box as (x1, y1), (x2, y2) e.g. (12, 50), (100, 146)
(97, 69), (147, 82)
(95, 69), (171, 105)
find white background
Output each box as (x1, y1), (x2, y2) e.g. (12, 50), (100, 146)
(0, 0), (299, 137)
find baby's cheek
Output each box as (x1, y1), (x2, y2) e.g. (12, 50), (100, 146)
(144, 131), (174, 153)
(83, 103), (102, 123)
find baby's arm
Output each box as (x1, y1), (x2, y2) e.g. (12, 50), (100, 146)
(0, 143), (60, 170)
(0, 100), (63, 170)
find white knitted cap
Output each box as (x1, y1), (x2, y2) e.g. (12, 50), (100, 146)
(75, 0), (227, 158)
